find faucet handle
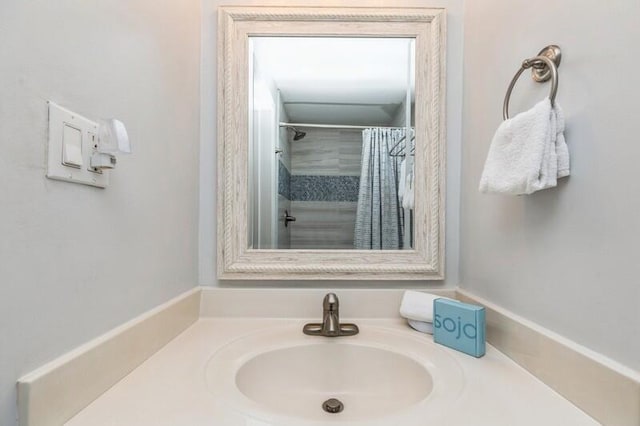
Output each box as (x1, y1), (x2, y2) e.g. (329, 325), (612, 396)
(303, 292), (359, 337)
(323, 293), (339, 311)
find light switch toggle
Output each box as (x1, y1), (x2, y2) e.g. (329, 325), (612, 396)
(62, 123), (83, 168)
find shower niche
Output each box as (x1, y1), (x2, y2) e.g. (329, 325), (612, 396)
(218, 7), (445, 280)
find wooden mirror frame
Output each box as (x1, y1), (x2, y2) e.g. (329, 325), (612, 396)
(217, 6), (446, 280)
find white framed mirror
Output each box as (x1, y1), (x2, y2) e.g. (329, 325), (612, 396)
(217, 7), (446, 280)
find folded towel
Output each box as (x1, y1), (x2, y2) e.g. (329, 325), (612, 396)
(479, 98), (570, 195)
(398, 158), (407, 204)
(400, 290), (453, 323)
(554, 105), (570, 178)
(402, 165), (414, 210)
(407, 319), (434, 334)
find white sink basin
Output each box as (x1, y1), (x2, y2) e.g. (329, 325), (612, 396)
(205, 324), (465, 425)
(237, 343), (432, 419)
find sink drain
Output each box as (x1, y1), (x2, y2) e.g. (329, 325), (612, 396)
(322, 398), (344, 413)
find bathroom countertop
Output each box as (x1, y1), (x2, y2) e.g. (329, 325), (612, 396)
(65, 318), (598, 426)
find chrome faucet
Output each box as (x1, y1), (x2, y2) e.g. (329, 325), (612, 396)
(303, 293), (359, 337)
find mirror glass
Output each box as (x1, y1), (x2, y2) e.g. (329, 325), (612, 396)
(249, 37), (416, 250)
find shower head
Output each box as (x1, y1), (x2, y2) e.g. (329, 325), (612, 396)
(287, 126), (306, 141)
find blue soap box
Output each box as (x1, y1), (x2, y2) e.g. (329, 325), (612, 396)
(433, 299), (486, 358)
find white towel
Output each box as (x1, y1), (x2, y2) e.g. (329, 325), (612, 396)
(555, 105), (570, 178)
(399, 290), (453, 323)
(479, 98), (570, 195)
(398, 158), (406, 204)
(402, 164), (414, 210)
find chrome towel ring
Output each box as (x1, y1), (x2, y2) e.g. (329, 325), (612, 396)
(503, 45), (562, 120)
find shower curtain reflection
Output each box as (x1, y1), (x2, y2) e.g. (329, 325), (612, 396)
(354, 128), (410, 249)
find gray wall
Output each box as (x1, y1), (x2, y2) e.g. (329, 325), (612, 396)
(199, 0), (464, 287)
(460, 0), (640, 370)
(0, 2), (200, 424)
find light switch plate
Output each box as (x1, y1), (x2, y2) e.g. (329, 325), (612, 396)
(46, 102), (109, 188)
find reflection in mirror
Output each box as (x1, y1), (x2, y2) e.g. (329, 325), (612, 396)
(249, 37), (416, 250)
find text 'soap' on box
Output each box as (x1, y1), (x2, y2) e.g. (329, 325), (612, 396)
(433, 298), (486, 358)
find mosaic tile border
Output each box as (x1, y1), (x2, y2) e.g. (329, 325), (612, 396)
(278, 160), (291, 200)
(278, 161), (361, 202)
(290, 175), (360, 202)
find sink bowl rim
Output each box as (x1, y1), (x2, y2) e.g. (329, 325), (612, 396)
(205, 323), (465, 425)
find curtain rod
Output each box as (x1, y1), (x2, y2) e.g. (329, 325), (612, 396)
(279, 122), (412, 130)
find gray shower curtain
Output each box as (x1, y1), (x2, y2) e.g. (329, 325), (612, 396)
(354, 128), (405, 249)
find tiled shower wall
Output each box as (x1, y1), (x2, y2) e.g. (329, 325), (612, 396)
(277, 106), (292, 249)
(280, 128), (362, 249)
